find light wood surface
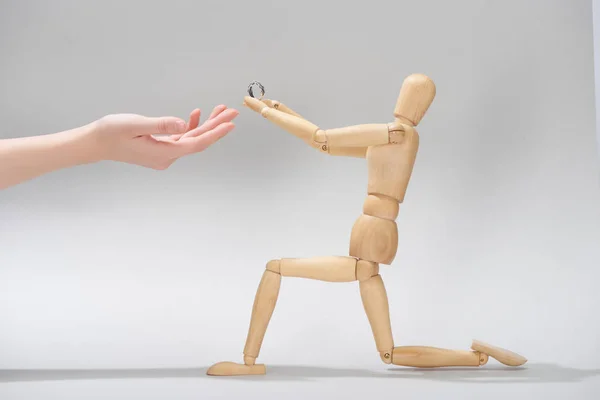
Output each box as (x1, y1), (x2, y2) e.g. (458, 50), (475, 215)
(362, 194), (399, 221)
(243, 270), (281, 359)
(265, 259), (280, 274)
(249, 96), (371, 158)
(325, 124), (390, 147)
(280, 256), (357, 282)
(262, 99), (304, 118)
(392, 346), (484, 368)
(359, 274), (394, 363)
(471, 340), (528, 366)
(356, 260), (379, 282)
(393, 73), (436, 126)
(349, 214), (398, 264)
(327, 145), (368, 158)
(367, 125), (419, 203)
(206, 362), (266, 376)
(260, 105), (320, 142)
(207, 73), (527, 376)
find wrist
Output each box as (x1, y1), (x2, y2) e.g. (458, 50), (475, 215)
(69, 121), (105, 165)
(0, 122), (104, 190)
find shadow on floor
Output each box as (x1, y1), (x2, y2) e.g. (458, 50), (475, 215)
(1, 363), (599, 383)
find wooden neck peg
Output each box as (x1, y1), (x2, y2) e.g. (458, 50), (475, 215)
(393, 73), (436, 126)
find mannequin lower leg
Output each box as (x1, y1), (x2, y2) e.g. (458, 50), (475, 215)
(207, 257), (526, 376)
(359, 271), (489, 368)
(359, 273), (394, 363)
(207, 256), (359, 376)
(206, 263), (281, 376)
(243, 264), (281, 364)
(392, 346), (488, 367)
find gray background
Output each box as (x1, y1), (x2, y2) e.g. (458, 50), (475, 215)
(1, 0), (600, 399)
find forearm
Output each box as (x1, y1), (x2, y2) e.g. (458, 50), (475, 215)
(259, 98), (369, 158)
(0, 124), (97, 189)
(247, 98), (387, 147)
(327, 145), (368, 158)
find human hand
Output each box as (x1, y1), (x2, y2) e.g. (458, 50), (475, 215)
(89, 105), (239, 169)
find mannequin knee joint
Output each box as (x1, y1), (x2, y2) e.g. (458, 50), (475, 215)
(356, 260), (379, 281)
(266, 259), (281, 274)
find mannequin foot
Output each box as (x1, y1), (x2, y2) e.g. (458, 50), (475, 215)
(471, 339), (527, 366)
(206, 361), (266, 376)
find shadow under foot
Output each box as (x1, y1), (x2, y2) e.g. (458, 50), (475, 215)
(1, 363), (599, 383)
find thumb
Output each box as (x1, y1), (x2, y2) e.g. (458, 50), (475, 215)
(132, 116), (188, 136)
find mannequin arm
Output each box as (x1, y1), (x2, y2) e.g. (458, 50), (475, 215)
(244, 96), (392, 156)
(259, 98), (368, 157)
(261, 99), (305, 119)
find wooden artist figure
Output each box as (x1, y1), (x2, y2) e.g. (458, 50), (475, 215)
(207, 74), (527, 376)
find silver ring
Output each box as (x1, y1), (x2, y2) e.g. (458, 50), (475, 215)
(247, 81), (265, 99)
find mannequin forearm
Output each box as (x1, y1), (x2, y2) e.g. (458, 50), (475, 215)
(255, 98), (369, 158)
(0, 125), (96, 189)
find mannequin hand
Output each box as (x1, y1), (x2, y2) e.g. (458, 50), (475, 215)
(243, 96), (269, 114)
(90, 105), (239, 169)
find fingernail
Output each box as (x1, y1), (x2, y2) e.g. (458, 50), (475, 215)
(177, 120), (187, 131)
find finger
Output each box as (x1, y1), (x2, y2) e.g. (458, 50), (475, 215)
(243, 96), (268, 113)
(177, 122), (235, 155)
(199, 107), (238, 129)
(208, 104), (227, 120)
(179, 108), (239, 140)
(134, 116), (188, 136)
(261, 99), (276, 108)
(155, 133), (183, 143)
(173, 106), (222, 142)
(187, 108), (201, 131)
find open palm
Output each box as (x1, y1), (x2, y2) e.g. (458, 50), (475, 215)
(94, 104), (239, 169)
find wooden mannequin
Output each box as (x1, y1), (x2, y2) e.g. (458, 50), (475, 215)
(207, 74), (527, 376)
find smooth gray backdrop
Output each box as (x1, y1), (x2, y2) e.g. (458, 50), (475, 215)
(1, 0), (600, 399)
